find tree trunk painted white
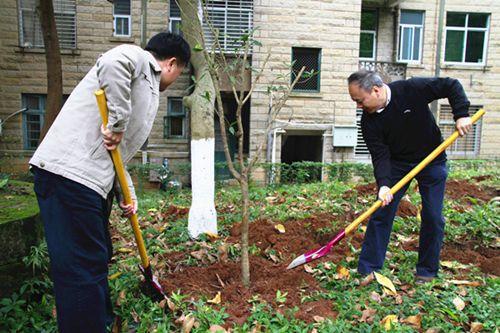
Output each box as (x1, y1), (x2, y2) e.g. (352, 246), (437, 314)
(188, 138), (217, 237)
(178, 0), (217, 238)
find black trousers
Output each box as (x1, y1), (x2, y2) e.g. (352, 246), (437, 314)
(33, 167), (114, 332)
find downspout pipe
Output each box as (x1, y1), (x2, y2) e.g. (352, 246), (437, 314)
(432, 0), (446, 116)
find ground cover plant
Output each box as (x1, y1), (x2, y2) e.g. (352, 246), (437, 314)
(0, 160), (498, 332)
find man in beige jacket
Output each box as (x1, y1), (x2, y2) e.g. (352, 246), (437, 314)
(30, 32), (190, 333)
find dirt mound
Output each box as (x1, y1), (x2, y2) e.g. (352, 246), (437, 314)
(228, 213), (363, 261)
(396, 199), (418, 218)
(160, 214), (358, 325)
(445, 179), (498, 202)
(402, 240), (499, 276)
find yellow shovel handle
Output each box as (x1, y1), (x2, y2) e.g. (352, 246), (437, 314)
(95, 89), (150, 269)
(345, 109), (485, 235)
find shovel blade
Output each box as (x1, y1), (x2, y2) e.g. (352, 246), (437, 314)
(139, 264), (166, 300)
(286, 229), (346, 269)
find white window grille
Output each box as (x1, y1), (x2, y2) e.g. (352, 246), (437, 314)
(439, 105), (482, 157)
(202, 0), (253, 53)
(359, 9), (377, 61)
(355, 109), (370, 158)
(444, 12), (490, 65)
(398, 10), (424, 63)
(18, 0), (77, 49)
(113, 0), (131, 37)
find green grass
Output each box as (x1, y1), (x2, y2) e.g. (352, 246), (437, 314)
(1, 160), (499, 332)
(0, 180), (39, 224)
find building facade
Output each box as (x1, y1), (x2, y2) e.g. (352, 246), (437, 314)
(0, 0), (498, 181)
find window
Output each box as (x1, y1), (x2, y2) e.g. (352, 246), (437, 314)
(291, 47), (321, 92)
(398, 10), (424, 63)
(113, 0), (131, 37)
(21, 94), (68, 149)
(202, 0), (253, 52)
(439, 105), (482, 156)
(169, 0), (182, 35)
(164, 98), (187, 138)
(359, 9), (377, 60)
(18, 0), (77, 49)
(22, 94), (45, 150)
(444, 12), (489, 65)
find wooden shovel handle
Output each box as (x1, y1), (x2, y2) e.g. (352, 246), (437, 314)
(95, 89), (150, 269)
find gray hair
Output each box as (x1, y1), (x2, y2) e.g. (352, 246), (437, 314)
(347, 70), (384, 92)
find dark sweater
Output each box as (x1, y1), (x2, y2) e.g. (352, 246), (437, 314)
(361, 77), (470, 188)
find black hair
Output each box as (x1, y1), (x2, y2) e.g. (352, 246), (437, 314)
(347, 70), (384, 92)
(145, 32), (191, 66)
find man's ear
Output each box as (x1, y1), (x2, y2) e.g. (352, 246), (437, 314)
(372, 85), (382, 96)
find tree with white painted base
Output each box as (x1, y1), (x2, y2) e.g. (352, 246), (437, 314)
(178, 0), (217, 238)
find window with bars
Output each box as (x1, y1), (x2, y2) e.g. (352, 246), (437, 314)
(291, 47), (321, 92)
(164, 98), (187, 139)
(439, 105), (482, 156)
(21, 94), (68, 149)
(444, 12), (490, 65)
(18, 0), (76, 49)
(113, 0), (131, 37)
(355, 109), (370, 158)
(359, 9), (377, 60)
(398, 10), (424, 63)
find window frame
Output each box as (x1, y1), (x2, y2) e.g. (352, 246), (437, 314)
(359, 9), (378, 61)
(398, 10), (424, 63)
(18, 0), (77, 49)
(164, 98), (187, 139)
(21, 94), (45, 150)
(444, 12), (490, 66)
(291, 47), (322, 93)
(113, 0), (131, 37)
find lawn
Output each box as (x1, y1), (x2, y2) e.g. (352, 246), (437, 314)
(1, 160), (498, 332)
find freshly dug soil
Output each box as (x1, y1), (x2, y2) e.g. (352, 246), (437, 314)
(402, 240), (500, 276)
(345, 178), (497, 209)
(160, 214), (357, 325)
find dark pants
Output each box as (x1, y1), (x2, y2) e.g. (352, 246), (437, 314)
(33, 167), (114, 333)
(358, 160), (448, 277)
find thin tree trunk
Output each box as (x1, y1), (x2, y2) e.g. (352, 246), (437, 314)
(240, 177), (250, 286)
(38, 0), (62, 141)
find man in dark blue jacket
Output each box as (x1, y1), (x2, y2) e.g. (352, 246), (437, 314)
(347, 70), (472, 283)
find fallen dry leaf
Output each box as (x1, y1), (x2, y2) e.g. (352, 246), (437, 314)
(336, 265), (350, 280)
(313, 315), (325, 323)
(380, 315), (398, 330)
(182, 314), (196, 333)
(452, 296), (466, 311)
(208, 292), (222, 305)
(274, 224), (286, 234)
(209, 324), (227, 332)
(361, 273), (375, 286)
(360, 308), (377, 323)
(374, 272), (397, 296)
(402, 314), (422, 329)
(470, 322), (484, 332)
(304, 264), (316, 274)
(167, 297), (177, 312)
(448, 280), (482, 287)
(370, 291), (382, 303)
(425, 328), (441, 333)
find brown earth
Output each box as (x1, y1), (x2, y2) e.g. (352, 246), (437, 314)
(157, 178), (497, 325)
(160, 214), (358, 325)
(402, 240), (500, 276)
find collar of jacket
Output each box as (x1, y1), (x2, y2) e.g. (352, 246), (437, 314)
(145, 51), (162, 74)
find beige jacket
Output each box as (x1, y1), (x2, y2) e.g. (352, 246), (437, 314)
(30, 44), (161, 199)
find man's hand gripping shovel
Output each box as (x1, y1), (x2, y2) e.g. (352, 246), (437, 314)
(95, 89), (166, 300)
(287, 109), (485, 269)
